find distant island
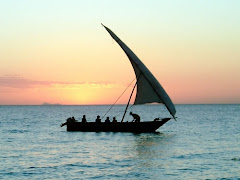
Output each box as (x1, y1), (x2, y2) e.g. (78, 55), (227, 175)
(41, 102), (62, 106)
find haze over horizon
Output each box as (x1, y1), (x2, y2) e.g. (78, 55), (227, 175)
(1, 1), (240, 105)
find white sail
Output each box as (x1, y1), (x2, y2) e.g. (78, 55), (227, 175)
(102, 24), (176, 118)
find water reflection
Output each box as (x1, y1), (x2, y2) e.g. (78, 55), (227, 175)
(132, 133), (176, 167)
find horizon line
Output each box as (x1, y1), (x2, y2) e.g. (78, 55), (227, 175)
(0, 103), (239, 106)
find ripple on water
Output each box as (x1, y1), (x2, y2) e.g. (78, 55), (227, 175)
(0, 105), (240, 179)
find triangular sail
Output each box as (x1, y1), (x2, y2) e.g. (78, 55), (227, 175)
(102, 24), (176, 118)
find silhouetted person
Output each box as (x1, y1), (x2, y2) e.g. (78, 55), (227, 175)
(82, 115), (87, 123)
(96, 115), (101, 123)
(105, 117), (110, 123)
(71, 116), (76, 122)
(130, 112), (140, 122)
(112, 117), (117, 123)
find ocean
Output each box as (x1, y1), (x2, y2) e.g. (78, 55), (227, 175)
(0, 104), (239, 179)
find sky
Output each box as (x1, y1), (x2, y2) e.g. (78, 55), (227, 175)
(0, 0), (240, 105)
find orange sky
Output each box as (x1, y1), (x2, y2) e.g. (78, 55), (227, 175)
(0, 1), (240, 105)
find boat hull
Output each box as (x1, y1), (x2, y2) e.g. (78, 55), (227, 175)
(62, 118), (171, 133)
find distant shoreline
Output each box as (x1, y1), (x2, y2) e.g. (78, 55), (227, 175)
(41, 103), (62, 106)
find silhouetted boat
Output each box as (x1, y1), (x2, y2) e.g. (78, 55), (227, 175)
(61, 118), (171, 133)
(61, 25), (176, 133)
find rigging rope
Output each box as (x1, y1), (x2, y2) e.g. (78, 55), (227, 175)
(102, 77), (136, 119)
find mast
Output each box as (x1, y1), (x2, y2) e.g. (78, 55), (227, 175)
(121, 80), (138, 122)
(121, 74), (141, 122)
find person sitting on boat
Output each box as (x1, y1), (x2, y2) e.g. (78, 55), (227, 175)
(130, 112), (140, 122)
(72, 116), (76, 122)
(65, 117), (76, 125)
(112, 117), (117, 123)
(96, 115), (101, 123)
(82, 115), (87, 123)
(105, 117), (110, 123)
(67, 116), (76, 123)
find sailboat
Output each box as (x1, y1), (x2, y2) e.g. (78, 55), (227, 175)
(61, 25), (176, 133)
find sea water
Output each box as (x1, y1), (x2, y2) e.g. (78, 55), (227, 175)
(0, 104), (239, 179)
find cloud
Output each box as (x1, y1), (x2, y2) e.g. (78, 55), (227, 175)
(0, 75), (52, 88)
(0, 75), (122, 89)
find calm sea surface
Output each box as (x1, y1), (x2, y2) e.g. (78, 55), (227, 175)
(0, 104), (239, 179)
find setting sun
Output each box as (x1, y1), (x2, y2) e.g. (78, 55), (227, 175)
(0, 1), (239, 105)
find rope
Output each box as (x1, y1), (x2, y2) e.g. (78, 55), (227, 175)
(102, 77), (136, 118)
